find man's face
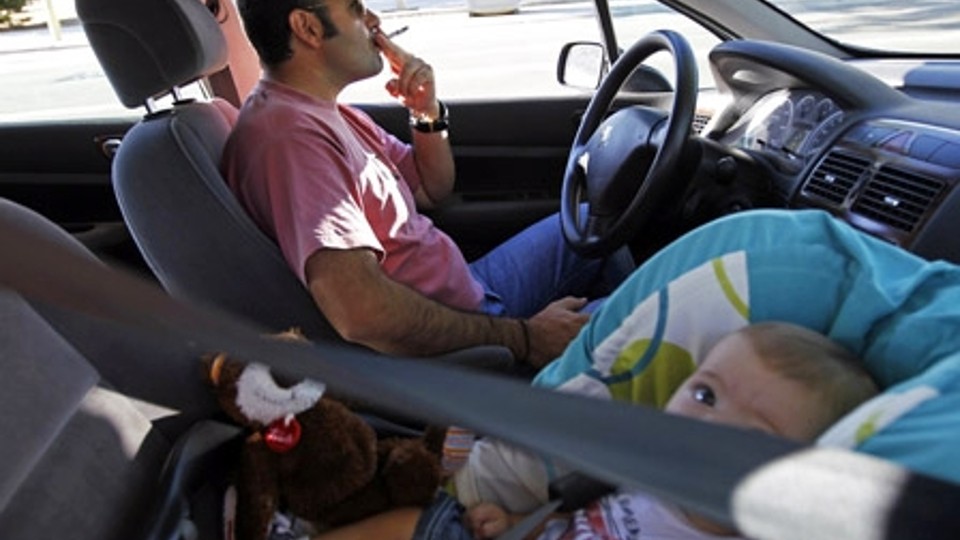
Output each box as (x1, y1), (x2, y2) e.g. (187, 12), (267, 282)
(317, 0), (383, 84)
(664, 332), (827, 442)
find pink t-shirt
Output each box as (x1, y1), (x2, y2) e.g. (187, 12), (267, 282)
(221, 80), (484, 312)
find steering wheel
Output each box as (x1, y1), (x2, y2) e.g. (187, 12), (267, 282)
(561, 30), (698, 258)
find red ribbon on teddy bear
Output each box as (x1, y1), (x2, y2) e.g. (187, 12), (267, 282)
(264, 415), (302, 453)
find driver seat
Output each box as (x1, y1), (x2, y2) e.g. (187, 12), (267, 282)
(76, 0), (336, 341)
(76, 0), (512, 369)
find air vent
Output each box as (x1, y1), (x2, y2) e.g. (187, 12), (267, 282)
(852, 165), (945, 233)
(692, 113), (711, 134)
(802, 150), (871, 205)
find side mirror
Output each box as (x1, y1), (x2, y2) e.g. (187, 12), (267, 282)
(558, 41), (674, 93)
(557, 42), (607, 90)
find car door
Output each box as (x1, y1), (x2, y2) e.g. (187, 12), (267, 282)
(0, 119), (129, 243)
(360, 96), (589, 261)
(0, 3), (591, 268)
(0, 4), (143, 270)
(0, 0), (710, 271)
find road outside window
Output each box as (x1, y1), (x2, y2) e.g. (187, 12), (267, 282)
(0, 0), (717, 122)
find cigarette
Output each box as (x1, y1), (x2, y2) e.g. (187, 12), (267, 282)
(385, 26), (409, 39)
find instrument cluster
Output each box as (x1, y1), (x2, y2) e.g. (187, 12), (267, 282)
(726, 89), (845, 166)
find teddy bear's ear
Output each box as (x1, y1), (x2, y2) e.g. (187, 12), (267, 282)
(200, 352), (225, 387)
(201, 352), (249, 390)
(201, 354), (257, 427)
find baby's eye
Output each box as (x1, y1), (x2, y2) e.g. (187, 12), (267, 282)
(692, 384), (716, 406)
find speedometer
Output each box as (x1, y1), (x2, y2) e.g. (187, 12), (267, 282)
(744, 93), (794, 151)
(765, 100), (794, 150)
(816, 98), (839, 122)
(802, 110), (845, 154)
(797, 94), (817, 123)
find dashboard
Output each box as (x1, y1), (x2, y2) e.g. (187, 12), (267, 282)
(701, 40), (960, 264)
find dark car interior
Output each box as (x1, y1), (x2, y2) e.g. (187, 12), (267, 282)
(4, 0), (960, 538)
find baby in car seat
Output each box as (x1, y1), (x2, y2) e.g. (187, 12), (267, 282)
(311, 321), (878, 540)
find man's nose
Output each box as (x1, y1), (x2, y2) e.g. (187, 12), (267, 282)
(366, 9), (381, 28)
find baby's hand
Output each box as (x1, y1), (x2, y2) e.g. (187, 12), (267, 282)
(464, 502), (511, 539)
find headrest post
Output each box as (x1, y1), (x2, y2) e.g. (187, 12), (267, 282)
(144, 96), (159, 115)
(171, 86), (186, 103)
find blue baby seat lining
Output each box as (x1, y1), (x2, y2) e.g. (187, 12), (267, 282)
(535, 209), (960, 485)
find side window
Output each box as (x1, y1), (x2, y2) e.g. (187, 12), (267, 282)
(0, 0), (210, 123)
(343, 0), (720, 104)
(610, 0), (720, 90)
(0, 0), (133, 122)
(342, 0), (606, 102)
(0, 0), (720, 120)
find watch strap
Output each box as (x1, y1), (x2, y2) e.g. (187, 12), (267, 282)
(410, 100), (449, 133)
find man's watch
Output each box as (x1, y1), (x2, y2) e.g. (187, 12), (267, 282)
(410, 100), (449, 133)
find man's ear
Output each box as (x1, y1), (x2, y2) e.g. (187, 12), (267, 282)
(288, 8), (325, 48)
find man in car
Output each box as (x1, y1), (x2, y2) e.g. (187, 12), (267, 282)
(221, 0), (634, 368)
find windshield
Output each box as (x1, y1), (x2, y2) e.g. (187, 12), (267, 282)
(767, 0), (960, 54)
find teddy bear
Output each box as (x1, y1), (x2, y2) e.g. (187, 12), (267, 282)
(203, 336), (443, 540)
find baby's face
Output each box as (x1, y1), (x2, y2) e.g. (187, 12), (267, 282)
(664, 332), (825, 441)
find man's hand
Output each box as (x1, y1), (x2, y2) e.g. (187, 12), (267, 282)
(372, 29), (438, 117)
(526, 296), (590, 369)
(372, 26), (453, 206)
(306, 250), (587, 366)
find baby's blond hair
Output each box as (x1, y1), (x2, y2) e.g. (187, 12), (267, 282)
(736, 322), (879, 433)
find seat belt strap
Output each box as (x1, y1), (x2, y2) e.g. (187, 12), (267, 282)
(499, 472), (615, 540)
(3, 211), (960, 540)
(498, 499), (561, 540)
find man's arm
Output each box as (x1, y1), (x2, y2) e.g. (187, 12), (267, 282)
(409, 125), (455, 208)
(305, 248), (588, 365)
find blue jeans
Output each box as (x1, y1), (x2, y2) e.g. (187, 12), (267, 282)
(469, 211), (634, 318)
(412, 491), (472, 540)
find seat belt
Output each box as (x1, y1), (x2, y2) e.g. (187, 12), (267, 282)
(499, 472), (616, 540)
(2, 212), (960, 540)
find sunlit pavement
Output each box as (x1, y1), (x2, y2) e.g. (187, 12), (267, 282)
(1, 0), (958, 120)
(3, 0), (960, 54)
(0, 0), (484, 53)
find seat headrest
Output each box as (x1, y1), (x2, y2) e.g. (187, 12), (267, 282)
(77, 0), (229, 108)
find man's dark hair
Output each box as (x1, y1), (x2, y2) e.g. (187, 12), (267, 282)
(238, 0), (339, 67)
